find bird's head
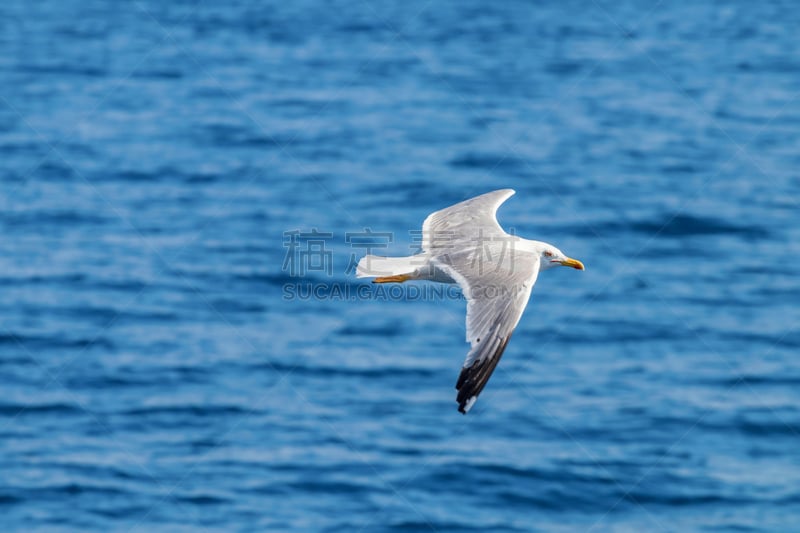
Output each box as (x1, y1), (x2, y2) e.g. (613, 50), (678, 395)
(539, 244), (585, 271)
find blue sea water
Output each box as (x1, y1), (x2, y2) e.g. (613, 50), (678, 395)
(1, 1), (799, 531)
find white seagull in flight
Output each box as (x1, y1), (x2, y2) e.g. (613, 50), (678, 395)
(356, 189), (585, 414)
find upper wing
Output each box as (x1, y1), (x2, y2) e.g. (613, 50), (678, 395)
(422, 189), (538, 413)
(422, 189), (515, 257)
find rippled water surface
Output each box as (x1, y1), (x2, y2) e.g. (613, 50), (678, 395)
(2, 1), (799, 531)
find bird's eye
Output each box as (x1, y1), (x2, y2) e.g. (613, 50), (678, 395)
(544, 250), (554, 257)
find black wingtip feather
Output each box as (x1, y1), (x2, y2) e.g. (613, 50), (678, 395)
(455, 334), (513, 413)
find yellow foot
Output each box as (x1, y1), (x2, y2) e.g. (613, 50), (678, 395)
(372, 274), (411, 283)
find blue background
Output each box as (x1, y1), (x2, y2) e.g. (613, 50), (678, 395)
(1, 1), (799, 531)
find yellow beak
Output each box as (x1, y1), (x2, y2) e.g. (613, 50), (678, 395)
(559, 257), (585, 270)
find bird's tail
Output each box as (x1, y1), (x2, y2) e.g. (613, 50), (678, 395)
(355, 254), (425, 282)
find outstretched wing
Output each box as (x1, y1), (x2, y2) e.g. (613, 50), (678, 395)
(422, 189), (540, 413)
(438, 253), (539, 414)
(422, 189), (515, 258)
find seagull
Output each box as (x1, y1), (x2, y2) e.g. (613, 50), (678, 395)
(356, 189), (584, 414)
